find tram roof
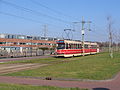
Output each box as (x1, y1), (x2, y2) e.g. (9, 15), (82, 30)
(57, 40), (98, 45)
(64, 40), (82, 44)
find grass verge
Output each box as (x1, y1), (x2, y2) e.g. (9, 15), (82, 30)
(2, 52), (120, 80)
(3, 57), (69, 64)
(0, 83), (86, 90)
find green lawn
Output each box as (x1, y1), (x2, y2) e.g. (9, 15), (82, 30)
(2, 52), (120, 80)
(0, 83), (86, 90)
(3, 57), (70, 64)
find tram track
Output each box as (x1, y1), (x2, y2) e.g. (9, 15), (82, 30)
(0, 63), (48, 74)
(0, 56), (80, 75)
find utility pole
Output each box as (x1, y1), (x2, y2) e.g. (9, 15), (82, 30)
(43, 25), (47, 39)
(30, 36), (33, 57)
(81, 17), (85, 56)
(73, 17), (91, 56)
(107, 16), (113, 58)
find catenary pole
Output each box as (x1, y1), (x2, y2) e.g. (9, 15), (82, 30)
(73, 17), (91, 56)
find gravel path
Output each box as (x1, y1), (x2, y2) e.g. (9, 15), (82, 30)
(0, 55), (51, 62)
(0, 64), (48, 74)
(0, 72), (120, 90)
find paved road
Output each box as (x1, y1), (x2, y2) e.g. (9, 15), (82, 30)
(0, 55), (51, 62)
(0, 72), (120, 90)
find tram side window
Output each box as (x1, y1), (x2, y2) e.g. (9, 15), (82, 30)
(76, 44), (79, 49)
(77, 44), (78, 49)
(78, 44), (82, 49)
(66, 43), (68, 49)
(74, 44), (76, 49)
(69, 44), (71, 49)
(91, 45), (97, 49)
(85, 44), (89, 49)
(78, 44), (79, 49)
(75, 44), (77, 49)
(72, 44), (74, 49)
(70, 44), (72, 49)
(76, 44), (77, 49)
(91, 45), (93, 49)
(73, 44), (75, 49)
(95, 45), (97, 49)
(57, 43), (65, 50)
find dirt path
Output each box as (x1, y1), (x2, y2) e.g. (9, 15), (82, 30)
(0, 55), (51, 62)
(0, 72), (120, 90)
(0, 63), (48, 74)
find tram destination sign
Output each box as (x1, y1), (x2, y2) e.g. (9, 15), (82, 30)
(56, 40), (64, 43)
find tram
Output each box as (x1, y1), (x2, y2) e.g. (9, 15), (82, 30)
(55, 40), (99, 57)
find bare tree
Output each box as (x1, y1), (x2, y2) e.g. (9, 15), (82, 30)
(117, 30), (120, 51)
(107, 16), (113, 58)
(113, 31), (119, 52)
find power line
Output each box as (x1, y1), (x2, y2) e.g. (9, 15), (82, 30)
(0, 0), (71, 24)
(0, 11), (44, 24)
(73, 23), (107, 37)
(0, 11), (65, 29)
(0, 10), (68, 38)
(1, 0), (106, 41)
(30, 0), (80, 20)
(90, 30), (107, 37)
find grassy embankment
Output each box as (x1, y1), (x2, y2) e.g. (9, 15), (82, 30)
(0, 83), (86, 90)
(2, 52), (120, 80)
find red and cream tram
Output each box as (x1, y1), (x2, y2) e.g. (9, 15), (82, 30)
(55, 40), (99, 57)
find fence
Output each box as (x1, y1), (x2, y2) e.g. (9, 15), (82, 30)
(0, 49), (51, 58)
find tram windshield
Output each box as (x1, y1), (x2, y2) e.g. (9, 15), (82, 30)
(57, 43), (65, 50)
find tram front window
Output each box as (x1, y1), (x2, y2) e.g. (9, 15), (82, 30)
(57, 44), (65, 49)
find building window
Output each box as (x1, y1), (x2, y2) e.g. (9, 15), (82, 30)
(19, 43), (26, 45)
(38, 43), (43, 45)
(85, 44), (89, 49)
(17, 36), (25, 39)
(0, 42), (6, 44)
(26, 43), (31, 45)
(0, 34), (6, 38)
(27, 36), (32, 40)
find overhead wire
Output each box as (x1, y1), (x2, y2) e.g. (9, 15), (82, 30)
(0, 10), (67, 37)
(0, 0), (81, 38)
(0, 11), (46, 24)
(0, 0), (106, 41)
(0, 10), (64, 28)
(70, 25), (108, 41)
(30, 0), (80, 20)
(72, 27), (107, 38)
(0, 0), (71, 24)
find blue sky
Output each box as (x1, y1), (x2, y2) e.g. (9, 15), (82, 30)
(0, 0), (120, 42)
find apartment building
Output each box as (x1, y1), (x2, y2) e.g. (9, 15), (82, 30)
(0, 34), (61, 57)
